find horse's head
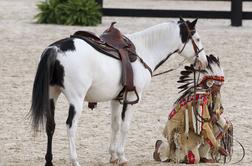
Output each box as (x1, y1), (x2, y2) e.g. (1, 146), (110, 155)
(177, 18), (207, 69)
(177, 54), (224, 100)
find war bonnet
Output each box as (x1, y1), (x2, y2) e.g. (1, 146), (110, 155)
(177, 54), (224, 94)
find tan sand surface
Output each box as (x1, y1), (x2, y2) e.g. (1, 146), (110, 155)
(0, 0), (252, 165)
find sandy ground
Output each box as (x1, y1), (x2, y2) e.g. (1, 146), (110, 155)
(1, 0), (252, 165)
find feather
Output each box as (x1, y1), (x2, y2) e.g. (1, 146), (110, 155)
(209, 54), (220, 66)
(207, 54), (220, 71)
(178, 88), (186, 94)
(179, 75), (190, 80)
(200, 69), (207, 74)
(175, 91), (187, 103)
(180, 70), (193, 76)
(184, 65), (195, 71)
(176, 89), (193, 103)
(178, 83), (190, 89)
(177, 79), (193, 83)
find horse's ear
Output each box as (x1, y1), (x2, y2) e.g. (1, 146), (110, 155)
(179, 17), (185, 22)
(191, 18), (198, 28)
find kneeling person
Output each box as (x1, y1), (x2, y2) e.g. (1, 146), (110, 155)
(153, 55), (231, 164)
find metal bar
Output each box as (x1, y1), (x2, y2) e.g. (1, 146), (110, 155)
(243, 12), (252, 19)
(102, 8), (230, 19)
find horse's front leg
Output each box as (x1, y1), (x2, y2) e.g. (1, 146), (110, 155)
(117, 104), (134, 166)
(66, 98), (83, 166)
(109, 100), (122, 163)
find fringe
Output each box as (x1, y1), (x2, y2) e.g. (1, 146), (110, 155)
(185, 108), (189, 138)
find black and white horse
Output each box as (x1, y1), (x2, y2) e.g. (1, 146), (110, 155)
(30, 18), (207, 166)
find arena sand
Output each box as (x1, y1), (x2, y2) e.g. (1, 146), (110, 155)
(1, 0), (252, 165)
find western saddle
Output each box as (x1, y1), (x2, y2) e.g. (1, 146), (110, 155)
(71, 22), (149, 109)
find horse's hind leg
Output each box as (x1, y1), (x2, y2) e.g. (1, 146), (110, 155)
(117, 104), (134, 165)
(45, 86), (61, 166)
(109, 100), (122, 163)
(65, 96), (84, 166)
(45, 99), (55, 166)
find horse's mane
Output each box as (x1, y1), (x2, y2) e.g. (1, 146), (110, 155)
(176, 54), (223, 102)
(128, 22), (178, 48)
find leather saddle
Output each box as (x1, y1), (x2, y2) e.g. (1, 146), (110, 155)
(70, 22), (139, 109)
(71, 23), (137, 62)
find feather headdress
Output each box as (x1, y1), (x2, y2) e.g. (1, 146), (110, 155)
(177, 54), (224, 101)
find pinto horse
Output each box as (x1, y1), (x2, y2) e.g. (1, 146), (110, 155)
(30, 18), (207, 166)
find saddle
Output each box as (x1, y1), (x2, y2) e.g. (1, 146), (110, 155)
(71, 22), (139, 109)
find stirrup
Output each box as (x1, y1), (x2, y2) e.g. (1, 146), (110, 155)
(123, 87), (139, 105)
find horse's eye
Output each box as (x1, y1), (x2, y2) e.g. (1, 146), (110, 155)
(196, 38), (200, 42)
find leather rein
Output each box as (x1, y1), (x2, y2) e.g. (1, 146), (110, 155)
(152, 22), (204, 77)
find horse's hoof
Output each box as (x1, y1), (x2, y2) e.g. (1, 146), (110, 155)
(119, 162), (128, 166)
(110, 158), (119, 164)
(71, 160), (81, 166)
(45, 162), (53, 166)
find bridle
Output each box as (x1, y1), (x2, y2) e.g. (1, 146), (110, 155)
(178, 21), (204, 57)
(152, 21), (204, 77)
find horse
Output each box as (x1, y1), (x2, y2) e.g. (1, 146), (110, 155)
(30, 18), (207, 166)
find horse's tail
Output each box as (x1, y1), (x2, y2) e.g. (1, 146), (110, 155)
(30, 46), (58, 131)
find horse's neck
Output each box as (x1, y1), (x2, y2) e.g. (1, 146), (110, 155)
(127, 22), (181, 71)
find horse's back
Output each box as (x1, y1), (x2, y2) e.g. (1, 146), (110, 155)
(50, 38), (123, 102)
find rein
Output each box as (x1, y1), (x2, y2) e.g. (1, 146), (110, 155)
(153, 49), (179, 72)
(229, 134), (245, 165)
(152, 21), (204, 78)
(136, 49), (181, 77)
(215, 123), (246, 164)
(152, 59), (186, 77)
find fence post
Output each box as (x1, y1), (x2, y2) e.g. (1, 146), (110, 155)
(231, 0), (242, 26)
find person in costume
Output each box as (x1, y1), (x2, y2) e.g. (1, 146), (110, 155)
(153, 55), (232, 164)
